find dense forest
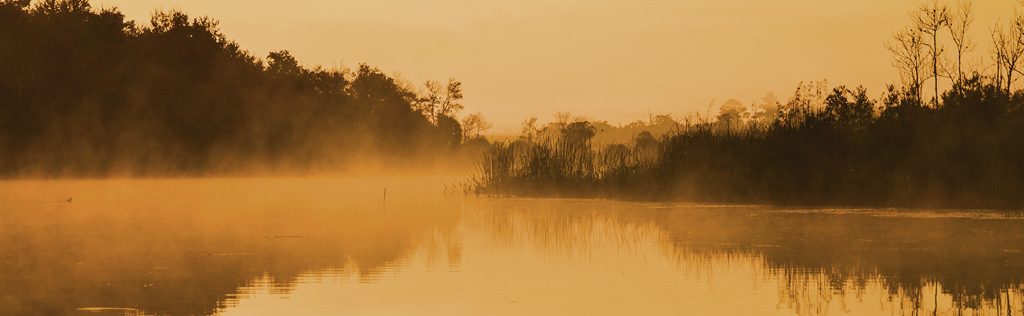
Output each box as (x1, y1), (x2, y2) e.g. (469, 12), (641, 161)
(0, 0), (490, 177)
(473, 1), (1024, 209)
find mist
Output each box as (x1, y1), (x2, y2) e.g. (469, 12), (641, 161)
(6, 1), (1024, 315)
(0, 1), (489, 178)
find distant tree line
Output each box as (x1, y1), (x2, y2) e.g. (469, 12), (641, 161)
(0, 0), (491, 176)
(473, 0), (1024, 209)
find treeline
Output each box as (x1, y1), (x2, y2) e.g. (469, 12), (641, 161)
(508, 112), (679, 145)
(0, 0), (491, 177)
(473, 0), (1024, 209)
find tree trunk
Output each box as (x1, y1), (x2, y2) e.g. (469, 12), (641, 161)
(933, 31), (939, 107)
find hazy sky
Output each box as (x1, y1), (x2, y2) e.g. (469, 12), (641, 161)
(92, 0), (1018, 132)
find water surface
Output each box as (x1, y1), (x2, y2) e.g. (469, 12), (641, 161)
(1, 178), (1023, 315)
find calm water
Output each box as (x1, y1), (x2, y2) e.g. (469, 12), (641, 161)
(2, 178), (1024, 315)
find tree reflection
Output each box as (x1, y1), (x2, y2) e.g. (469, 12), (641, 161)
(0, 178), (462, 315)
(468, 199), (1024, 315)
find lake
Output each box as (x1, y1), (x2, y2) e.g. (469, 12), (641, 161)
(1, 178), (1023, 315)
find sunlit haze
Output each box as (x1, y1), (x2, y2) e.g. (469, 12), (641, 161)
(7, 1), (1024, 314)
(90, 0), (1017, 132)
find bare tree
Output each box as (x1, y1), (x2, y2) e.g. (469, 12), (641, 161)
(913, 0), (950, 106)
(947, 0), (974, 87)
(993, 26), (1005, 90)
(992, 20), (1024, 94)
(886, 28), (928, 103)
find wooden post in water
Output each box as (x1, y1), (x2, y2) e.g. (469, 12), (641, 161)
(382, 187), (387, 213)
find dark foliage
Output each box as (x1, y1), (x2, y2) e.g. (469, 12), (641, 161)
(0, 0), (465, 176)
(474, 77), (1024, 209)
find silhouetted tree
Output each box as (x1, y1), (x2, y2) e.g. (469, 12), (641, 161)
(560, 121), (596, 144)
(823, 86), (875, 129)
(436, 115), (463, 148)
(913, 0), (950, 106)
(416, 78), (464, 124)
(887, 28), (928, 102)
(470, 0), (1024, 209)
(461, 112), (492, 140)
(0, 1), (474, 176)
(751, 92), (781, 127)
(947, 1), (974, 88)
(992, 17), (1024, 94)
(716, 99), (748, 131)
(519, 117), (539, 142)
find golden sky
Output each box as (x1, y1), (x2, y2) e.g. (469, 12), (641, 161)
(93, 0), (1018, 132)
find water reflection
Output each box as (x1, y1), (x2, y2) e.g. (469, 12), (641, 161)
(0, 178), (461, 315)
(469, 200), (1024, 315)
(2, 179), (1024, 315)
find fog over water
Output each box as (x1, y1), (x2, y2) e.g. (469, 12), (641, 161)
(6, 1), (1024, 315)
(2, 178), (1023, 315)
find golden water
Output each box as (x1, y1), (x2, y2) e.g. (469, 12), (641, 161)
(2, 178), (1023, 315)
